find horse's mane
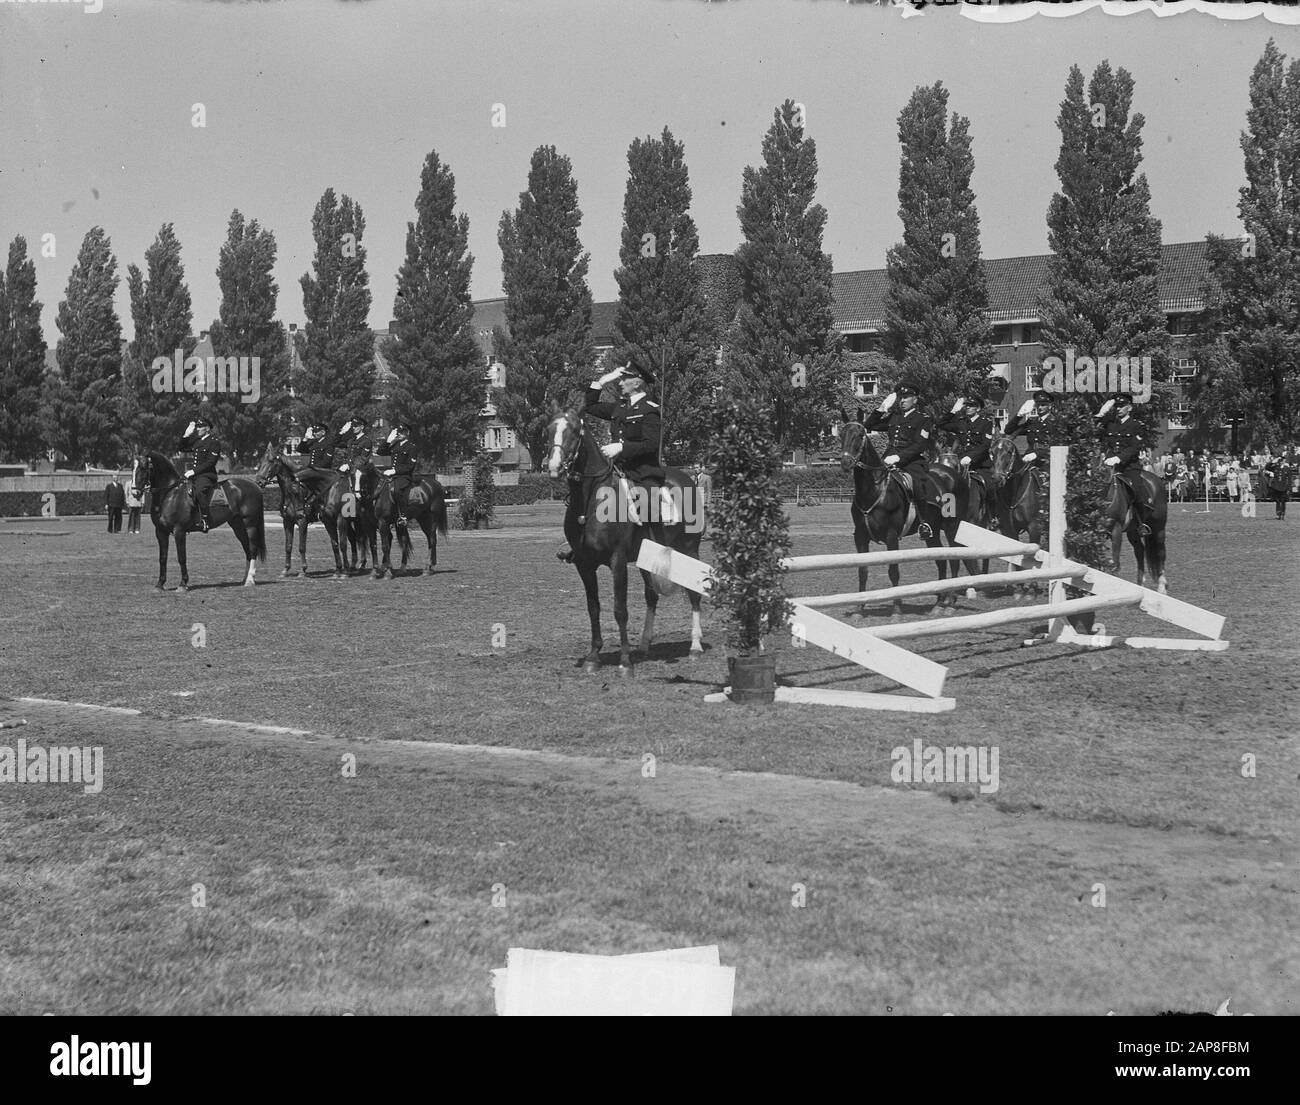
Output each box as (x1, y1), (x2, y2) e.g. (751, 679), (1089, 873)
(147, 451), (182, 483)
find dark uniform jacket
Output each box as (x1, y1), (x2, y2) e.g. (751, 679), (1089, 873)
(862, 404), (934, 473)
(349, 431), (374, 466)
(105, 481), (126, 509)
(937, 412), (994, 470)
(375, 438), (418, 491)
(1264, 460), (1293, 495)
(584, 385), (665, 482)
(1004, 404), (1069, 462)
(1098, 413), (1145, 473)
(299, 431), (339, 471)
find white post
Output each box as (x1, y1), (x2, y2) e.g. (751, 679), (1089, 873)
(1047, 446), (1067, 637)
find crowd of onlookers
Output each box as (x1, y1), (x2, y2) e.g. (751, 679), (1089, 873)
(1146, 446), (1298, 503)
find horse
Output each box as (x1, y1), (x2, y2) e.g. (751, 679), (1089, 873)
(1106, 465), (1168, 593)
(988, 434), (1049, 594)
(253, 444), (349, 578)
(545, 407), (704, 673)
(132, 452), (266, 591)
(837, 410), (947, 616)
(338, 462), (378, 573)
(928, 451), (996, 595)
(372, 473), (448, 578)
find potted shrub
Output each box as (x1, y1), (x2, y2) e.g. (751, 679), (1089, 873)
(705, 396), (794, 704)
(459, 451), (497, 530)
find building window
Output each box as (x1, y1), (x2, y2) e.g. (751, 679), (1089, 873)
(485, 427), (504, 451)
(994, 407), (1009, 428)
(1167, 403), (1193, 430)
(851, 370), (880, 398)
(1025, 365), (1045, 391)
(993, 326), (1013, 346)
(1019, 324), (1038, 344)
(1171, 357), (1198, 379)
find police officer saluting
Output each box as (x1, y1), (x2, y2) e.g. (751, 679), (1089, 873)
(1002, 388), (1062, 481)
(339, 415), (374, 496)
(585, 361), (665, 497)
(295, 422), (341, 515)
(1096, 394), (1154, 535)
(861, 382), (937, 538)
(375, 422), (419, 527)
(938, 391), (995, 478)
(180, 415), (223, 532)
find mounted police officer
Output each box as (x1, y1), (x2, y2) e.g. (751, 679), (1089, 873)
(1096, 394), (1154, 535)
(180, 415), (223, 533)
(295, 421), (342, 515)
(1002, 388), (1064, 486)
(339, 415), (374, 496)
(1263, 449), (1294, 520)
(938, 391), (995, 477)
(376, 421), (418, 527)
(584, 360), (665, 518)
(861, 382), (937, 538)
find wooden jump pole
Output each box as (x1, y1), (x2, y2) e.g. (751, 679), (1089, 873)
(1047, 445), (1068, 637)
(795, 564), (1086, 609)
(782, 540), (1039, 572)
(865, 591), (1141, 641)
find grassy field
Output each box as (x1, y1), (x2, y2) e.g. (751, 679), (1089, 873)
(0, 501), (1296, 1014)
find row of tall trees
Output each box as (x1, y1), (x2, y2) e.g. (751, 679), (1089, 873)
(2, 40), (1295, 469)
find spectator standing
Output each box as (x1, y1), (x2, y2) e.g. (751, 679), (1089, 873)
(1226, 458), (1241, 500)
(105, 474), (125, 533)
(125, 480), (143, 533)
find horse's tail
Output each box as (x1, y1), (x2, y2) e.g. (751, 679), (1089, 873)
(253, 507), (267, 562)
(431, 482), (449, 537)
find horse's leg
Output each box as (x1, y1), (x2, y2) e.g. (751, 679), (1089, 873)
(298, 515), (309, 575)
(422, 514), (436, 575)
(852, 505), (871, 616)
(885, 530), (904, 617)
(155, 524), (169, 590)
(375, 521), (393, 579)
(611, 546), (631, 665)
(579, 563), (602, 673)
(281, 512), (295, 576)
(229, 515), (256, 587)
(1130, 526), (1147, 588)
(638, 568), (658, 657)
(175, 528), (189, 591)
(1152, 526), (1168, 594)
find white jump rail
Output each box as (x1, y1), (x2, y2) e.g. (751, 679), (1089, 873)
(635, 445), (1229, 712)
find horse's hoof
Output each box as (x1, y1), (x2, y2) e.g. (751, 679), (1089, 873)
(583, 661), (600, 674)
(617, 664), (633, 677)
(688, 648), (703, 662)
(1157, 581), (1168, 595)
(175, 585), (188, 594)
(939, 604), (955, 616)
(425, 568), (436, 576)
(154, 584), (165, 592)
(965, 588), (977, 600)
(281, 569), (296, 578)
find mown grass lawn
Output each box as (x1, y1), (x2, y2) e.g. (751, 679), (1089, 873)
(0, 503), (1295, 1014)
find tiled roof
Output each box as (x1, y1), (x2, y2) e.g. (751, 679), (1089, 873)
(467, 297), (619, 357)
(832, 240), (1213, 332)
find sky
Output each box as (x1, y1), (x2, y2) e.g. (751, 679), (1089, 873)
(1, 0), (1296, 340)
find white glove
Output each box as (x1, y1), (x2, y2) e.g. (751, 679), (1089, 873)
(183, 421), (196, 438)
(951, 398), (965, 414)
(884, 454), (900, 466)
(387, 429), (398, 443)
(596, 368), (623, 387)
(878, 392), (898, 413)
(184, 469), (195, 478)
(1022, 452), (1037, 463)
(1017, 399), (1035, 417)
(601, 442), (623, 459)
(340, 421), (352, 434)
(338, 464), (349, 471)
(384, 468), (396, 476)
(1097, 398), (1115, 417)
(960, 456), (971, 466)
(1105, 456), (1120, 466)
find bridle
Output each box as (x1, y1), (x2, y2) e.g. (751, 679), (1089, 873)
(550, 412), (614, 484)
(840, 421), (894, 518)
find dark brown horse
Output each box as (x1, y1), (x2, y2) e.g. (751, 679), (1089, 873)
(1106, 465), (1168, 593)
(132, 452), (266, 591)
(988, 435), (1049, 593)
(545, 407), (704, 673)
(338, 462), (378, 573)
(838, 411), (947, 616)
(253, 444), (349, 578)
(928, 451), (996, 596)
(372, 474), (448, 578)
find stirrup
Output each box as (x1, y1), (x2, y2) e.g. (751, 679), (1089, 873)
(918, 522), (934, 540)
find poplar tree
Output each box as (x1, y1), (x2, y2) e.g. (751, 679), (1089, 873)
(723, 100), (846, 453)
(298, 190), (375, 431)
(883, 82), (994, 408)
(1198, 39), (1300, 446)
(495, 146), (594, 467)
(209, 211), (292, 465)
(41, 227), (123, 467)
(121, 223), (196, 453)
(611, 127), (716, 463)
(0, 236), (48, 463)
(382, 150), (482, 468)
